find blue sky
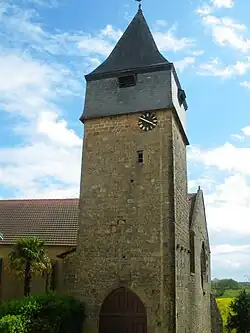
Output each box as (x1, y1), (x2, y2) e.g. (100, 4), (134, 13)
(1, 0), (250, 281)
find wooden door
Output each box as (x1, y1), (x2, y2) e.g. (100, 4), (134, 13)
(99, 287), (147, 333)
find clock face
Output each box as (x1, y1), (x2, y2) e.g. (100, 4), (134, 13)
(138, 112), (157, 131)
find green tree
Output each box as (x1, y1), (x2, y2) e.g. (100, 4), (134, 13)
(227, 289), (250, 332)
(8, 237), (51, 297)
(221, 279), (240, 290)
(212, 279), (240, 297)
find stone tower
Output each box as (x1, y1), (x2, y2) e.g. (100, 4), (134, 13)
(65, 6), (212, 333)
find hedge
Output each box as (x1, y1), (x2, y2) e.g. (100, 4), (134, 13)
(0, 314), (27, 333)
(0, 293), (85, 333)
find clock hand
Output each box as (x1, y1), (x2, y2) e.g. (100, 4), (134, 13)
(139, 117), (156, 126)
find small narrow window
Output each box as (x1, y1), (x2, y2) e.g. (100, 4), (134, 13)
(190, 231), (195, 274)
(118, 74), (137, 88)
(201, 242), (206, 291)
(137, 150), (143, 163)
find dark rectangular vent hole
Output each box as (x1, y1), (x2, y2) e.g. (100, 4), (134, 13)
(118, 74), (137, 88)
(178, 89), (186, 106)
(137, 150), (143, 163)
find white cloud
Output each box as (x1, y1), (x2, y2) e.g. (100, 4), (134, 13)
(212, 0), (234, 9)
(0, 52), (81, 119)
(77, 34), (114, 57)
(100, 24), (123, 41)
(201, 15), (250, 52)
(188, 177), (216, 193)
(188, 135), (250, 279)
(174, 57), (195, 72)
(231, 134), (244, 141)
(11, 0), (59, 8)
(187, 120), (250, 239)
(0, 1), (196, 200)
(189, 142), (250, 175)
(242, 126), (250, 136)
(191, 50), (204, 56)
(155, 20), (168, 27)
(0, 54), (60, 94)
(0, 3), (114, 58)
(196, 0), (234, 16)
(0, 52), (83, 196)
(196, 5), (213, 16)
(203, 16), (245, 31)
(77, 24), (195, 59)
(154, 27), (195, 52)
(29, 0), (59, 7)
(87, 57), (102, 67)
(198, 57), (250, 77)
(0, 142), (81, 198)
(0, 2), (83, 198)
(0, 1), (195, 60)
(36, 112), (82, 148)
(187, 121), (250, 237)
(212, 244), (244, 255)
(240, 81), (250, 90)
(211, 244), (250, 278)
(188, 131), (250, 278)
(198, 58), (232, 77)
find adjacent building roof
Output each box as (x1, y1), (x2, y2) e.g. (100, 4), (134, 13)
(188, 193), (197, 226)
(0, 194), (198, 247)
(0, 199), (79, 246)
(86, 8), (169, 80)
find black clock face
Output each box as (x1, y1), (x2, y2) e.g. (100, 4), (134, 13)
(138, 112), (157, 131)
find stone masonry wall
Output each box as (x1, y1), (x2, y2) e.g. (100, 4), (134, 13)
(65, 110), (180, 333)
(172, 117), (190, 333)
(189, 192), (211, 333)
(211, 294), (223, 333)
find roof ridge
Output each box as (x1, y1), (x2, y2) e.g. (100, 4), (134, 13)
(0, 198), (79, 203)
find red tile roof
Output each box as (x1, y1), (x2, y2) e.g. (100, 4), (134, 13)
(0, 199), (79, 246)
(0, 194), (197, 247)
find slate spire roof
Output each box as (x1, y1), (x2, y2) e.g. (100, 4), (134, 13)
(87, 7), (169, 79)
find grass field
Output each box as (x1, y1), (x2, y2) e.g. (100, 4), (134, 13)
(216, 297), (234, 332)
(218, 289), (248, 298)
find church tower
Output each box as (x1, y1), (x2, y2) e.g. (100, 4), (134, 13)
(67, 6), (196, 333)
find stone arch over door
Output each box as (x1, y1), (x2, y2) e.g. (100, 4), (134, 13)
(99, 287), (147, 333)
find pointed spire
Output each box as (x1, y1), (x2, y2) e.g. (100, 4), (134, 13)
(86, 8), (169, 80)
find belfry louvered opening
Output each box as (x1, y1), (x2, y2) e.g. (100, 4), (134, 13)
(118, 74), (137, 88)
(178, 88), (186, 106)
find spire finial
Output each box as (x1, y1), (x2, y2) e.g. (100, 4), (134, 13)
(135, 0), (142, 11)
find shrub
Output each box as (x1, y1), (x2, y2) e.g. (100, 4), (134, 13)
(0, 293), (85, 333)
(227, 289), (250, 332)
(29, 293), (85, 333)
(0, 297), (38, 318)
(0, 314), (27, 333)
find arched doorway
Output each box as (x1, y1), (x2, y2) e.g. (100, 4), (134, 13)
(99, 287), (147, 333)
